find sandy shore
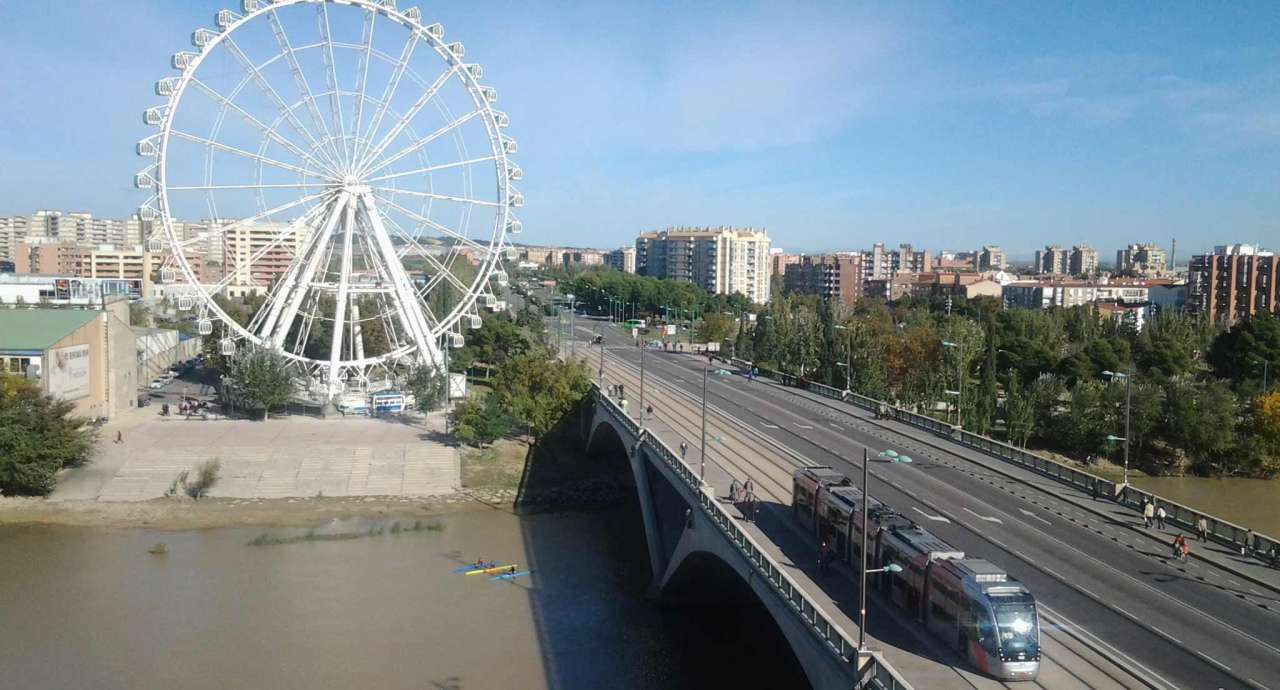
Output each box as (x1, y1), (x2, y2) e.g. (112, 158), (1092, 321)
(0, 494), (514, 530)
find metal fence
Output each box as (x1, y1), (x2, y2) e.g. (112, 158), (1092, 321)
(593, 385), (914, 690)
(730, 359), (1280, 563)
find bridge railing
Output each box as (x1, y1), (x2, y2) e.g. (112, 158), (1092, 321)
(726, 359), (1280, 562)
(593, 385), (914, 690)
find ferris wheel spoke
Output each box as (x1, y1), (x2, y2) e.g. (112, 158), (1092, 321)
(189, 77), (340, 179)
(317, 2), (350, 169)
(173, 189), (332, 255)
(371, 193), (488, 251)
(377, 212), (472, 295)
(357, 193), (440, 364)
(374, 186), (499, 208)
(350, 6), (376, 164)
(364, 156), (496, 184)
(357, 27), (419, 166)
(265, 9), (345, 171)
(358, 110), (484, 180)
(356, 65), (459, 175)
(169, 130), (326, 179)
(168, 183), (332, 191)
(219, 35), (337, 172)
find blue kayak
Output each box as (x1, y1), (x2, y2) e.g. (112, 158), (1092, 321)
(488, 570), (530, 581)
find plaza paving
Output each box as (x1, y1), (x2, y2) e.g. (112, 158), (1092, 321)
(53, 414), (459, 502)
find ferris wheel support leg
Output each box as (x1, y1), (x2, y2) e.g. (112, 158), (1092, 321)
(327, 199), (359, 398)
(358, 192), (444, 373)
(267, 193), (351, 350)
(256, 204), (336, 340)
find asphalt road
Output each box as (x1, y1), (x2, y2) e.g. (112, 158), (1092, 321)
(587, 318), (1280, 690)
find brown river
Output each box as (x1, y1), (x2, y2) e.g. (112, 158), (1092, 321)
(0, 506), (807, 690)
(1131, 476), (1280, 536)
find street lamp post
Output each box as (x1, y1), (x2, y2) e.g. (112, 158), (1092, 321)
(834, 324), (853, 391)
(598, 325), (605, 384)
(567, 294), (577, 357)
(639, 338), (646, 426)
(699, 361), (708, 481)
(1253, 357), (1270, 392)
(1103, 368), (1132, 486)
(858, 446), (905, 652)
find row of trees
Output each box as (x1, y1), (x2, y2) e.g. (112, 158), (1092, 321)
(553, 266), (753, 326)
(739, 291), (1280, 478)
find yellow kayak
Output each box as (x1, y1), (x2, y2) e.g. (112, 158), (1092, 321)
(465, 564), (518, 575)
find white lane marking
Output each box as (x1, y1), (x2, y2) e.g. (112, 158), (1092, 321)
(1250, 588), (1265, 596)
(911, 507), (951, 523)
(1018, 508), (1052, 526)
(795, 423), (814, 429)
(1039, 603), (1181, 690)
(1150, 626), (1182, 645)
(761, 423), (780, 429)
(1196, 651), (1231, 671)
(963, 507), (1003, 523)
(828, 422), (842, 429)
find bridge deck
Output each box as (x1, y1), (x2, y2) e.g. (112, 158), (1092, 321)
(592, 342), (1147, 690)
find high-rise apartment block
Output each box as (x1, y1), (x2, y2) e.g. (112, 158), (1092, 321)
(783, 253), (863, 307)
(1116, 243), (1168, 278)
(1188, 244), (1278, 325)
(1034, 245), (1069, 275)
(978, 246), (1007, 271)
(224, 222), (308, 286)
(635, 227), (771, 303)
(1070, 245), (1098, 277)
(604, 247), (636, 273)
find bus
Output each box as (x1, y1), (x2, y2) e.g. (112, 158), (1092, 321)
(623, 318), (647, 330)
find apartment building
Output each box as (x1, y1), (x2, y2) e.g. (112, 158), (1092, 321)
(224, 222), (306, 286)
(11, 241), (155, 298)
(1034, 245), (1069, 275)
(635, 227), (771, 303)
(1188, 244), (1279, 325)
(783, 253), (863, 307)
(978, 246), (1007, 271)
(1002, 280), (1148, 309)
(1070, 245), (1099, 277)
(1116, 243), (1168, 278)
(605, 247), (636, 273)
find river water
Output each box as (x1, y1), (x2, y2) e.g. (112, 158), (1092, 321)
(0, 505), (808, 690)
(1131, 476), (1280, 536)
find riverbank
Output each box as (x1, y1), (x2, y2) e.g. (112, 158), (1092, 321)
(0, 493), (508, 530)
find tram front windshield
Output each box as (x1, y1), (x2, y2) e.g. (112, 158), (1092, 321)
(992, 600), (1038, 657)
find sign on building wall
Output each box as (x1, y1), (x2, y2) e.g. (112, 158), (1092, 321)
(47, 344), (90, 400)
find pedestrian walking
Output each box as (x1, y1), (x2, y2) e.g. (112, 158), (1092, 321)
(1142, 500), (1154, 529)
(1243, 529), (1254, 556)
(115, 430), (123, 444)
(618, 383), (625, 400)
(730, 479), (740, 502)
(679, 441), (688, 460)
(1196, 516), (1209, 542)
(1091, 480), (1099, 501)
(646, 404), (654, 419)
(1156, 505), (1167, 530)
(1181, 538), (1191, 563)
(620, 399), (629, 415)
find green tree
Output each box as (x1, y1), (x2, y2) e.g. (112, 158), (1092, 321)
(1162, 379), (1239, 475)
(406, 366), (446, 412)
(0, 374), (95, 496)
(1208, 313), (1280, 393)
(226, 347), (295, 420)
(696, 312), (735, 345)
(493, 353), (591, 440)
(451, 393), (511, 447)
(1003, 370), (1036, 447)
(129, 302), (153, 328)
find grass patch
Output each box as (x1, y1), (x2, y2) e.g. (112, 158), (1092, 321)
(246, 519), (444, 547)
(460, 439), (528, 491)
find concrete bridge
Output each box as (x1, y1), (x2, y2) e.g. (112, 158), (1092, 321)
(583, 385), (912, 690)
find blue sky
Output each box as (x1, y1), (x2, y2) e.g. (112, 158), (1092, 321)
(1, 1), (1277, 257)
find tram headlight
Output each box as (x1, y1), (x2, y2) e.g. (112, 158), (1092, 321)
(1010, 617), (1032, 635)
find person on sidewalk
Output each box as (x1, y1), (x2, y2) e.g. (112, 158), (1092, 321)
(679, 441), (687, 460)
(1196, 516), (1209, 542)
(1180, 537), (1191, 563)
(1142, 500), (1155, 529)
(115, 430), (123, 444)
(1156, 505), (1167, 530)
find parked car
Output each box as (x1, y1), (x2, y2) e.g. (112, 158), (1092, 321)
(137, 396), (152, 407)
(149, 379), (166, 390)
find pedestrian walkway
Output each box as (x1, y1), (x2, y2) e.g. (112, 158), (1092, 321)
(53, 415), (459, 501)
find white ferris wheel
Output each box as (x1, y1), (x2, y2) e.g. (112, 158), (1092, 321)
(135, 0), (521, 398)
